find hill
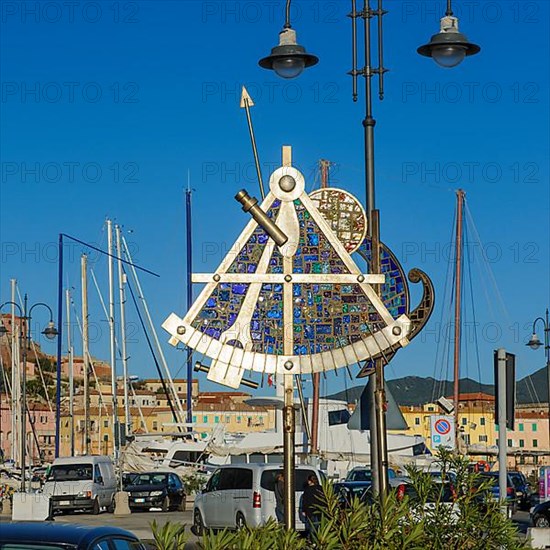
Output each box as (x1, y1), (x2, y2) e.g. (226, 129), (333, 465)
(326, 367), (548, 406)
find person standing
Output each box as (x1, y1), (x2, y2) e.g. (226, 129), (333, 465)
(274, 472), (285, 523)
(300, 474), (324, 537)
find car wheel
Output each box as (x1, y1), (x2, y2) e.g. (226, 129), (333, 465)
(534, 514), (550, 528)
(177, 497), (186, 512)
(107, 498), (115, 514)
(91, 498), (100, 515)
(236, 512), (246, 531)
(161, 496), (170, 512)
(193, 509), (205, 536)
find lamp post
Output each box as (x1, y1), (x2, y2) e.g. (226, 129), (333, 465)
(526, 308), (550, 453)
(0, 295), (58, 492)
(259, 0), (480, 511)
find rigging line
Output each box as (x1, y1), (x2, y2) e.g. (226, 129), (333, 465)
(464, 204), (511, 324)
(464, 220), (489, 442)
(526, 372), (542, 407)
(431, 208), (457, 403)
(462, 221), (471, 386)
(61, 233), (160, 278)
(69, 300), (109, 416)
(124, 274), (181, 429)
(433, 210), (456, 400)
(15, 288), (54, 412)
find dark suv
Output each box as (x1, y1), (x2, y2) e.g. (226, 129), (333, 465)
(123, 471), (186, 512)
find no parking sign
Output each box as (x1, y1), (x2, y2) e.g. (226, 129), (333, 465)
(430, 415), (455, 450)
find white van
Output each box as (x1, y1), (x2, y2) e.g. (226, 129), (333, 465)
(42, 455), (117, 514)
(192, 463), (323, 534)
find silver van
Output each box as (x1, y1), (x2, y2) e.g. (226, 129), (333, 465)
(43, 455), (117, 514)
(192, 463), (323, 534)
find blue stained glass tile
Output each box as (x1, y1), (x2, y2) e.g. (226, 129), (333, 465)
(293, 284), (302, 296)
(251, 320), (260, 330)
(232, 284), (248, 295)
(258, 233), (269, 244)
(247, 264), (257, 273)
(398, 306), (406, 315)
(206, 297), (217, 307)
(267, 310), (282, 319)
(316, 324), (331, 334)
(304, 325), (314, 339)
(205, 327), (221, 339)
(307, 234), (319, 246)
(343, 315), (351, 323)
(274, 284), (283, 292)
(294, 308), (302, 318)
(251, 332), (261, 340)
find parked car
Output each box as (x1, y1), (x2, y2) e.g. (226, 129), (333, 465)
(531, 499), (550, 528)
(123, 471), (186, 512)
(0, 522), (145, 550)
(333, 481), (373, 508)
(192, 463), (324, 534)
(474, 472), (518, 515)
(42, 455), (117, 515)
(508, 471), (531, 511)
(345, 467), (396, 483)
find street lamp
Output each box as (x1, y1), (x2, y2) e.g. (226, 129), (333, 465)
(526, 308), (550, 450)
(0, 295), (58, 492)
(258, 0), (318, 79)
(417, 0), (480, 68)
(258, 0), (481, 512)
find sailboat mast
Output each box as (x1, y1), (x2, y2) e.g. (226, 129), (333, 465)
(66, 288), (74, 456)
(10, 279), (18, 465)
(186, 182), (193, 425)
(106, 219), (119, 458)
(453, 189), (465, 444)
(81, 254), (91, 455)
(311, 160), (332, 455)
(116, 225), (132, 439)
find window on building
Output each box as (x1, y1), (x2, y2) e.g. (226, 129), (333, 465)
(104, 420), (109, 428)
(519, 423), (524, 432)
(507, 439), (513, 447)
(427, 406), (434, 412)
(414, 417), (420, 425)
(463, 434), (471, 444)
(479, 435), (488, 442)
(461, 418), (467, 426)
(532, 423), (538, 432)
(519, 439), (524, 448)
(152, 421), (158, 431)
(192, 416), (197, 423)
(215, 416), (219, 423)
(259, 416), (264, 425)
(203, 415), (208, 423)
(237, 416), (241, 424)
(533, 439), (538, 448)
(480, 417), (485, 426)
(225, 415), (230, 423)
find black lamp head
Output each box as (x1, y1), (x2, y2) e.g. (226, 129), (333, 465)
(418, 16), (480, 68)
(259, 28), (318, 79)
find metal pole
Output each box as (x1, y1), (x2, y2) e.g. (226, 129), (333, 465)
(10, 279), (18, 466)
(283, 373), (295, 530)
(185, 188), (194, 425)
(20, 294), (28, 493)
(545, 309), (550, 457)
(107, 220), (119, 458)
(66, 289), (75, 456)
(116, 225), (131, 439)
(497, 348), (508, 517)
(453, 190), (465, 445)
(81, 254), (90, 455)
(55, 233), (63, 457)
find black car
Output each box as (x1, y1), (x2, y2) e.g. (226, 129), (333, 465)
(333, 481), (374, 508)
(508, 471), (531, 511)
(0, 522), (145, 550)
(531, 499), (550, 528)
(123, 471), (186, 512)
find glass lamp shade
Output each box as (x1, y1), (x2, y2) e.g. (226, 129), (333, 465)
(431, 45), (467, 68)
(273, 57), (306, 79)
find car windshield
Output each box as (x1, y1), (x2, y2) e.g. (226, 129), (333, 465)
(347, 469), (372, 482)
(132, 473), (168, 486)
(46, 464), (93, 481)
(1, 545), (69, 550)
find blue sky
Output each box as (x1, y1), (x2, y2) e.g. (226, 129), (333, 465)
(1, 1), (549, 400)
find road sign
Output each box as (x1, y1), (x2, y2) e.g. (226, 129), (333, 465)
(430, 415), (455, 450)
